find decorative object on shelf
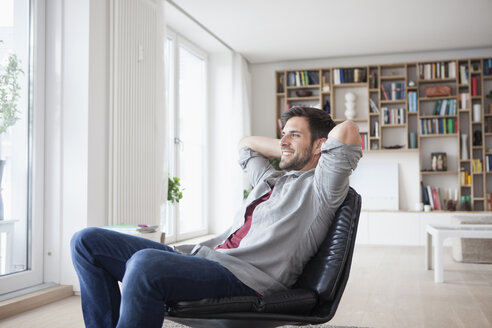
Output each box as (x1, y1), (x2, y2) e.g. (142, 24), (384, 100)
(278, 75), (284, 93)
(460, 195), (472, 211)
(344, 92), (356, 120)
(461, 134), (469, 160)
(369, 72), (377, 89)
(486, 90), (492, 100)
(383, 145), (404, 149)
(424, 85), (452, 97)
(409, 132), (417, 149)
(295, 90), (313, 97)
(408, 80), (416, 87)
(322, 85), (330, 92)
(473, 130), (482, 146)
(323, 100), (331, 114)
(473, 104), (482, 122)
(431, 152), (447, 171)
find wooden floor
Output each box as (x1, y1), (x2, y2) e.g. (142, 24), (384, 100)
(1, 245), (491, 328)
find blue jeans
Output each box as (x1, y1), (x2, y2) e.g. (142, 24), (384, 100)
(70, 227), (256, 328)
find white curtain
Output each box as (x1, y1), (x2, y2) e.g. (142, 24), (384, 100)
(230, 52), (253, 210)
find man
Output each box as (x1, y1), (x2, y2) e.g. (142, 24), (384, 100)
(71, 106), (362, 328)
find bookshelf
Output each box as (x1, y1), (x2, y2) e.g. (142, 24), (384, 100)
(275, 57), (492, 212)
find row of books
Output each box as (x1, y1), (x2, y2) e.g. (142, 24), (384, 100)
(333, 68), (366, 84)
(420, 118), (457, 135)
(380, 82), (405, 101)
(484, 59), (492, 76)
(287, 71), (319, 87)
(419, 62), (457, 80)
(382, 107), (405, 125)
(431, 99), (457, 116)
(460, 169), (471, 186)
(408, 91), (417, 112)
(421, 184), (453, 211)
(471, 159), (483, 173)
(360, 133), (368, 150)
(460, 65), (469, 84)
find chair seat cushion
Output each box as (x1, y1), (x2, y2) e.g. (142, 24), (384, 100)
(168, 288), (317, 316)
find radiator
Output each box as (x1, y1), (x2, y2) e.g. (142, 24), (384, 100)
(108, 0), (165, 226)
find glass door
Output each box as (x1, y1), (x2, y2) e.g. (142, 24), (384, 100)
(163, 32), (208, 242)
(0, 0), (43, 295)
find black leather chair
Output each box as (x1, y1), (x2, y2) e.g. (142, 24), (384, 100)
(166, 187), (361, 328)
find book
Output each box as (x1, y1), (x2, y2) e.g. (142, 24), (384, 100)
(472, 76), (478, 96)
(381, 84), (389, 100)
(421, 181), (429, 205)
(460, 65), (469, 84)
(449, 61), (456, 78)
(432, 188), (439, 211)
(427, 185), (435, 209)
(369, 98), (379, 113)
(307, 71), (318, 84)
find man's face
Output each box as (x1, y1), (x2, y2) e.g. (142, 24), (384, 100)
(279, 116), (315, 171)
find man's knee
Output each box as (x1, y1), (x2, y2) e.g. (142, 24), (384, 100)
(70, 227), (105, 253)
(124, 249), (176, 285)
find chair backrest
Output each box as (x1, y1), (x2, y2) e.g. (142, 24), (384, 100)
(295, 187), (361, 317)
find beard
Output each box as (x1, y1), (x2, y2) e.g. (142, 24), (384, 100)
(279, 144), (313, 171)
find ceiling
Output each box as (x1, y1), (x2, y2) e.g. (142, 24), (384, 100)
(170, 0), (492, 64)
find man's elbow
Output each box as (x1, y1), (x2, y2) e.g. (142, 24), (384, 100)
(238, 136), (250, 149)
(329, 120), (362, 145)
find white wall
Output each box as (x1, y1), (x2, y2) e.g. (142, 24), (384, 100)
(44, 0), (108, 288)
(250, 47), (492, 211)
(44, 0), (165, 291)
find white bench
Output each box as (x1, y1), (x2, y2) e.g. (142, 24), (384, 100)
(425, 224), (492, 283)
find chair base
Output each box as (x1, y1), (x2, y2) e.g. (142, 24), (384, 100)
(166, 316), (299, 328)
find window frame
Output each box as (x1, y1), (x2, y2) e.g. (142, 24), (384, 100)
(0, 0), (45, 295)
(164, 28), (209, 243)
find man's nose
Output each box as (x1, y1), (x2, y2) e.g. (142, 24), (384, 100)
(280, 135), (289, 145)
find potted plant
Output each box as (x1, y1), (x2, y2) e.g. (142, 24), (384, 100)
(0, 40), (23, 220)
(168, 176), (184, 203)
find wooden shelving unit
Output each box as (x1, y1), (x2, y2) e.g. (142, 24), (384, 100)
(275, 57), (492, 212)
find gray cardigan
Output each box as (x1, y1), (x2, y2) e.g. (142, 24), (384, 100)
(178, 137), (362, 295)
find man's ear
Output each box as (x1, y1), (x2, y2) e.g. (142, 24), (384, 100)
(314, 138), (326, 155)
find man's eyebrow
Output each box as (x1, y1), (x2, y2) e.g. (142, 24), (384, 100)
(282, 129), (303, 134)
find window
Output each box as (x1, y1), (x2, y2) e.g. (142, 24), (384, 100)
(0, 0), (43, 294)
(163, 31), (208, 242)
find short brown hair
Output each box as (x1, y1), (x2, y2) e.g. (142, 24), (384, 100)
(280, 106), (336, 144)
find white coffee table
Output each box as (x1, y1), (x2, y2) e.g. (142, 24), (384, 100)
(425, 224), (492, 283)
